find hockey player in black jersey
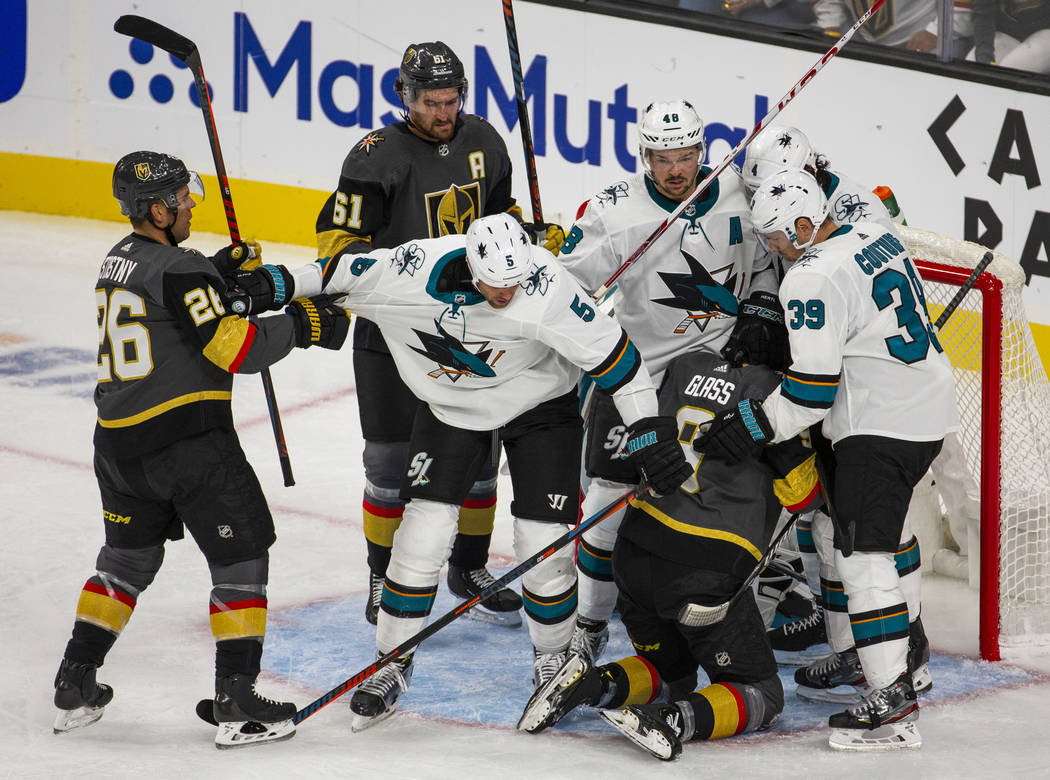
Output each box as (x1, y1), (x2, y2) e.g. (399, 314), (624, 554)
(51, 151), (348, 748)
(314, 41), (563, 628)
(518, 342), (821, 760)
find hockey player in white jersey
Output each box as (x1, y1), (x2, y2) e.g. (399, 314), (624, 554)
(694, 169), (958, 750)
(227, 213), (691, 730)
(556, 100), (779, 665)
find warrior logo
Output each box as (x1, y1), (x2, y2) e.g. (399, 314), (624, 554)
(426, 182), (482, 237)
(394, 242), (426, 276)
(408, 451), (433, 487)
(596, 181), (630, 206)
(410, 320), (503, 381)
(354, 131), (385, 154)
(547, 494), (568, 511)
(833, 192), (871, 223)
(653, 249), (740, 333)
(135, 162), (151, 180)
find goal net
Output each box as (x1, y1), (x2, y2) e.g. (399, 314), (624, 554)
(904, 225), (1050, 661)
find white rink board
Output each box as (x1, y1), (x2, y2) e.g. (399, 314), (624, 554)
(3, 0), (1050, 318)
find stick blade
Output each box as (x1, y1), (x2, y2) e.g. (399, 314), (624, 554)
(114, 15), (197, 63)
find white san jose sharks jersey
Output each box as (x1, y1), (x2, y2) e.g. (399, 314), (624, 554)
(288, 235), (655, 431)
(762, 221), (959, 445)
(823, 169), (894, 232)
(558, 167), (774, 382)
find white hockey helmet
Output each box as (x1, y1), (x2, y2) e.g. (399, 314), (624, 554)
(638, 100), (705, 177)
(742, 124), (815, 193)
(465, 213), (534, 288)
(750, 168), (829, 251)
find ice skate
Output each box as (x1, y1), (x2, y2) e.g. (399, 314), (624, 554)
(447, 564), (523, 627)
(518, 652), (606, 733)
(568, 616), (609, 666)
(532, 647), (570, 688)
(600, 703), (685, 761)
(794, 648), (866, 704)
(769, 607), (829, 666)
(828, 671), (920, 751)
(213, 673), (296, 749)
(365, 570), (384, 626)
(53, 659), (113, 734)
(908, 616), (933, 694)
(349, 654), (414, 732)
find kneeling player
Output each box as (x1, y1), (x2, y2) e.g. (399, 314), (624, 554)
(518, 348), (819, 760)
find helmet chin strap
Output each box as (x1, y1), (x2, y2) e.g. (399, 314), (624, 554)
(148, 206), (180, 246)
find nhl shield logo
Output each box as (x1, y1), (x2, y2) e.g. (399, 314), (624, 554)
(135, 162), (152, 181)
(715, 650), (731, 666)
(218, 524), (233, 539)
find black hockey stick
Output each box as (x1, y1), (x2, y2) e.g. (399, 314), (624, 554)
(934, 250), (994, 330)
(677, 512), (801, 627)
(113, 15), (295, 487)
(501, 0), (546, 239)
(592, 0), (886, 301)
(194, 485), (644, 727)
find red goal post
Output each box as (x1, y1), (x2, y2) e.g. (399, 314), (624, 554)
(906, 226), (1050, 661)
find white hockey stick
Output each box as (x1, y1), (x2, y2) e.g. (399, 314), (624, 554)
(592, 0), (887, 302)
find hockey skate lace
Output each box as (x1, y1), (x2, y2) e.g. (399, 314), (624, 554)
(783, 608), (822, 636)
(534, 653), (567, 686)
(849, 685), (889, 719)
(250, 682), (285, 708)
(809, 651), (845, 677)
(467, 567), (498, 591)
(369, 578), (383, 610)
(359, 661), (408, 698)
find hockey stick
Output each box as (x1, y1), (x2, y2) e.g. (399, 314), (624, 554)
(194, 486), (641, 728)
(114, 15), (295, 487)
(501, 0), (547, 239)
(933, 250), (994, 330)
(677, 512), (801, 627)
(591, 0), (886, 302)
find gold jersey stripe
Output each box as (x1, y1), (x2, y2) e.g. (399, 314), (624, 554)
(631, 499), (763, 561)
(97, 390), (233, 428)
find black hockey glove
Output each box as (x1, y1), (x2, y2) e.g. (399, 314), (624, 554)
(286, 294), (351, 350)
(623, 415), (692, 497)
(225, 264), (295, 315)
(693, 399), (774, 464)
(210, 240), (261, 275)
(721, 291), (791, 372)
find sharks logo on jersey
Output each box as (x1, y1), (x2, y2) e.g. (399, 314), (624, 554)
(596, 182), (630, 206)
(832, 192), (872, 224)
(394, 242), (426, 276)
(521, 263), (553, 296)
(653, 249), (740, 334)
(410, 320), (504, 381)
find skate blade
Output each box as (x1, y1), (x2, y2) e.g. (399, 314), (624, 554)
(215, 718), (295, 749)
(600, 709), (680, 761)
(53, 705), (105, 734)
(461, 605), (522, 628)
(796, 684), (866, 705)
(774, 644), (832, 666)
(517, 654), (586, 733)
(350, 703), (398, 733)
(828, 720), (921, 751)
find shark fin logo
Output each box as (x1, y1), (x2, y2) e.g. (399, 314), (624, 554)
(410, 320), (502, 380)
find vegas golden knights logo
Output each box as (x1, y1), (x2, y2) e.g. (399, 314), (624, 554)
(135, 162), (152, 180)
(425, 183), (482, 237)
(848, 0), (894, 38)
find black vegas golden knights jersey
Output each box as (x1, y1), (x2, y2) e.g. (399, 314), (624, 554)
(93, 233), (297, 458)
(315, 114), (518, 352)
(618, 351), (820, 581)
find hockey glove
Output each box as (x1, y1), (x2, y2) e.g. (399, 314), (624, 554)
(693, 399), (774, 464)
(623, 415), (692, 497)
(225, 264), (295, 315)
(721, 290), (791, 372)
(210, 240), (261, 275)
(526, 222), (567, 256)
(287, 294), (351, 350)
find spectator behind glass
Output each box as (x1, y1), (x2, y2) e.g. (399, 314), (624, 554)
(678, 0), (818, 30)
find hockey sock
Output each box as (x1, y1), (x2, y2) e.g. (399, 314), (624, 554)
(895, 535), (923, 618)
(449, 483), (497, 569)
(795, 513), (822, 598)
(820, 571), (853, 652)
(210, 581), (268, 678)
(64, 621), (118, 668)
(576, 536), (618, 621)
(215, 637), (263, 679)
(363, 496), (404, 576)
(604, 655), (664, 709)
(65, 571), (140, 665)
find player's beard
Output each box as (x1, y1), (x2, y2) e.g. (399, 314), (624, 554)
(410, 111), (457, 143)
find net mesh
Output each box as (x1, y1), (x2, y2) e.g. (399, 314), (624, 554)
(903, 226), (1050, 650)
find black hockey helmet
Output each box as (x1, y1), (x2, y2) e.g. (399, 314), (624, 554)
(112, 150), (203, 219)
(395, 41), (468, 105)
